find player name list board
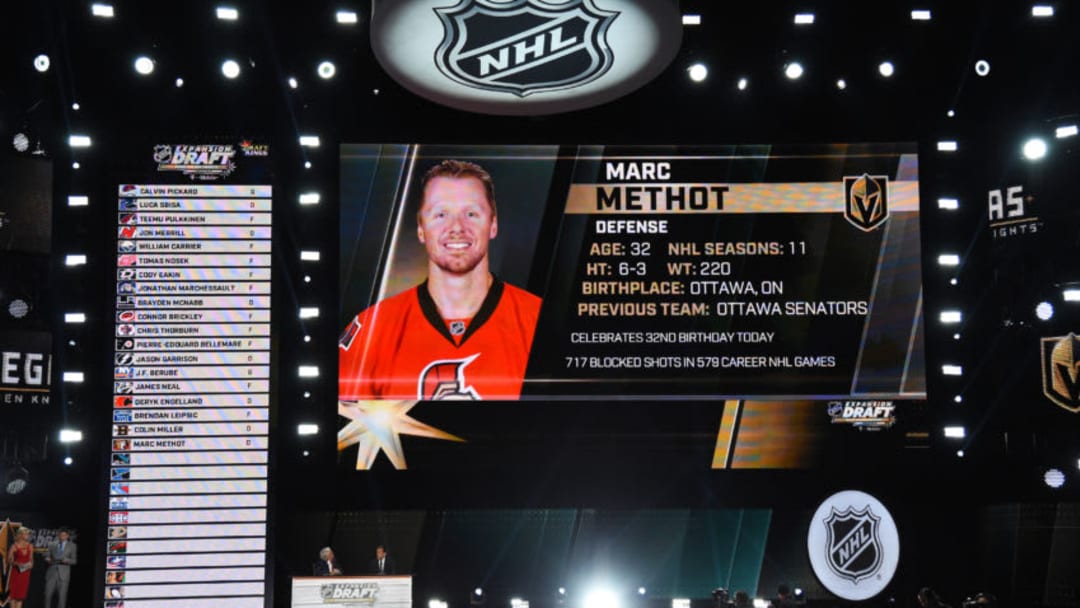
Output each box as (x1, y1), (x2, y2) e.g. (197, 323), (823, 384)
(108, 184), (271, 608)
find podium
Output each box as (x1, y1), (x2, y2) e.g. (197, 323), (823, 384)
(292, 575), (412, 608)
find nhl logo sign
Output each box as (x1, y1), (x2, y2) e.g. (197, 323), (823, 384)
(807, 490), (899, 601)
(824, 506), (882, 583)
(434, 0), (618, 97)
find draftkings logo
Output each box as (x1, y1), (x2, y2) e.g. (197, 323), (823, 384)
(988, 185), (1040, 240)
(843, 174), (890, 231)
(1041, 333), (1080, 413)
(434, 0), (619, 97)
(418, 354), (481, 400)
(827, 400), (896, 430)
(154, 144), (236, 181)
(320, 582), (378, 603)
(239, 140), (269, 157)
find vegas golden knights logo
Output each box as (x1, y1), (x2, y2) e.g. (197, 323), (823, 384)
(1041, 333), (1080, 413)
(843, 174), (890, 231)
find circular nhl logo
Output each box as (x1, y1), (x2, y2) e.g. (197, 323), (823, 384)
(807, 490), (899, 601)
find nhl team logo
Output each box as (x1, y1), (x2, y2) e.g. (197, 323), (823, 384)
(418, 353), (481, 400)
(434, 0), (619, 98)
(843, 174), (890, 231)
(807, 490), (899, 601)
(824, 506), (882, 583)
(1041, 333), (1080, 413)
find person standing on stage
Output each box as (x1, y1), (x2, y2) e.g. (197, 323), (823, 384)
(369, 545), (396, 575)
(6, 527), (35, 608)
(313, 546), (343, 576)
(44, 528), (77, 608)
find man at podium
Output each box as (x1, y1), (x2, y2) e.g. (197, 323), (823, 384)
(369, 545), (395, 575)
(313, 546), (343, 576)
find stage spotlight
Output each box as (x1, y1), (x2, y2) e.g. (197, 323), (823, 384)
(974, 60), (990, 76)
(175, 77), (184, 87)
(688, 63), (708, 82)
(737, 77), (748, 91)
(1056, 125), (1078, 138)
(937, 140), (958, 151)
(937, 254), (959, 267)
(1044, 468), (1065, 488)
(64, 312), (87, 324)
(954, 395), (963, 403)
(72, 162), (80, 169)
(60, 429), (83, 443)
(794, 13), (815, 25)
(318, 61), (337, 79)
(34, 54), (50, 72)
(682, 14), (701, 25)
(957, 450), (964, 458)
(429, 600), (449, 608)
(299, 307), (320, 319)
(474, 588), (484, 598)
(134, 56), (155, 75)
(64, 457), (73, 466)
(8, 299), (30, 319)
(289, 76), (299, 89)
(1023, 137), (1047, 160)
(878, 61), (895, 77)
(68, 195), (89, 207)
(298, 366), (320, 378)
(939, 310), (962, 324)
(943, 426), (966, 439)
(584, 589), (618, 608)
(836, 78), (847, 90)
(303, 391), (311, 398)
(942, 365), (963, 376)
(304, 275), (312, 283)
(221, 59), (241, 79)
(63, 371), (85, 383)
(299, 135), (321, 147)
(297, 423), (319, 436)
(784, 62), (803, 79)
(300, 192), (320, 205)
(558, 588), (566, 596)
(65, 254), (87, 267)
(511, 599), (529, 608)
(753, 599), (769, 608)
(304, 335), (311, 343)
(304, 161), (312, 169)
(302, 450), (310, 457)
(953, 333), (960, 340)
(69, 135), (92, 147)
(1032, 5), (1054, 18)
(947, 110), (955, 117)
(337, 10), (359, 24)
(216, 6), (239, 20)
(1035, 301), (1054, 320)
(72, 102), (80, 110)
(937, 197), (959, 210)
(673, 600), (691, 608)
(92, 3), (115, 17)
(793, 589), (803, 598)
(911, 9), (931, 20)
(301, 250), (321, 262)
(1064, 289), (1080, 301)
(638, 588), (647, 596)
(12, 133), (30, 153)
(5, 466), (29, 495)
(950, 278), (958, 285)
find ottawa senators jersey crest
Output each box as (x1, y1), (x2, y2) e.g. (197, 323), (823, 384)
(419, 354), (481, 400)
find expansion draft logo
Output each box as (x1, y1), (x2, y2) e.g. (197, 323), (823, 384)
(434, 0), (619, 97)
(842, 174), (890, 231)
(154, 144), (236, 181)
(1041, 333), (1080, 413)
(321, 582), (378, 602)
(827, 400), (896, 430)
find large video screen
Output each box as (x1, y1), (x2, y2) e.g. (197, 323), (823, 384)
(339, 144), (925, 468)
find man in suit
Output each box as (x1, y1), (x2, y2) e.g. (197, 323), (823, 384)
(369, 545), (396, 575)
(44, 528), (77, 608)
(313, 547), (343, 576)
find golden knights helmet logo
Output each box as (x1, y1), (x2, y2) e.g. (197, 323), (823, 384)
(434, 0), (619, 97)
(843, 174), (890, 231)
(824, 506), (883, 584)
(1041, 333), (1080, 413)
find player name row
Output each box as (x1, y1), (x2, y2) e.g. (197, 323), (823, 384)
(119, 226), (270, 239)
(115, 394), (268, 407)
(119, 212), (271, 225)
(117, 310), (271, 323)
(115, 351), (269, 365)
(111, 451), (267, 467)
(114, 379), (269, 394)
(576, 300), (869, 317)
(108, 480), (267, 497)
(119, 240), (270, 252)
(105, 525), (266, 543)
(114, 366), (269, 380)
(115, 337), (269, 351)
(114, 408), (267, 422)
(99, 583), (265, 602)
(119, 281), (270, 294)
(119, 199), (272, 211)
(107, 509), (265, 526)
(120, 185), (272, 197)
(113, 421), (268, 436)
(117, 254), (271, 266)
(118, 296), (269, 309)
(109, 466), (267, 482)
(112, 436), (268, 451)
(118, 268), (271, 281)
(117, 324), (270, 337)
